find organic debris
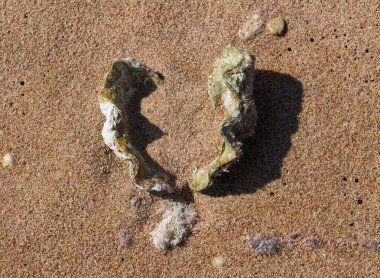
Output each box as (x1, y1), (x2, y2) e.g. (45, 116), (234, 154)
(150, 202), (197, 250)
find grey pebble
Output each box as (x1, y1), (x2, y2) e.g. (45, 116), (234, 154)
(130, 196), (142, 208)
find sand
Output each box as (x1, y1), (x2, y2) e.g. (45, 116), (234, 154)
(1, 0), (379, 277)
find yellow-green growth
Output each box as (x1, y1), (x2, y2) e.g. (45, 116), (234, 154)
(99, 58), (173, 193)
(190, 45), (257, 191)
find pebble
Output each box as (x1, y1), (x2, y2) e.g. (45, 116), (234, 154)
(238, 13), (265, 40)
(266, 16), (286, 35)
(212, 255), (226, 269)
(2, 153), (14, 167)
(130, 196), (142, 208)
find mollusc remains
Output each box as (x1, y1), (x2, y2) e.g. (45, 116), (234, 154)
(190, 45), (257, 192)
(99, 58), (174, 193)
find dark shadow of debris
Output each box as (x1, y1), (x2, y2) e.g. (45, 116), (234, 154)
(123, 73), (177, 185)
(152, 183), (195, 204)
(204, 70), (303, 196)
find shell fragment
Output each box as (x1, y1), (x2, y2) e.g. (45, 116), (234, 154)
(190, 45), (257, 191)
(99, 58), (173, 193)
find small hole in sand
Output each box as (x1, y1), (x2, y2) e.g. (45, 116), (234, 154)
(283, 182), (287, 185)
(365, 49), (369, 53)
(349, 223), (354, 227)
(357, 199), (363, 205)
(269, 192), (275, 197)
(20, 81), (25, 86)
(343, 177), (347, 181)
(355, 178), (359, 183)
(309, 38), (314, 42)
(287, 47), (292, 52)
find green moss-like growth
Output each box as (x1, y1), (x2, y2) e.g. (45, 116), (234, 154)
(99, 58), (172, 193)
(190, 45), (257, 191)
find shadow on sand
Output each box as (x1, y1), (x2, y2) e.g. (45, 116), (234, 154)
(124, 74), (176, 185)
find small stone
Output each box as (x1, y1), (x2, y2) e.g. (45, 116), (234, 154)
(212, 255), (226, 269)
(130, 196), (142, 208)
(267, 16), (286, 35)
(287, 231), (302, 245)
(2, 153), (14, 167)
(238, 13), (265, 40)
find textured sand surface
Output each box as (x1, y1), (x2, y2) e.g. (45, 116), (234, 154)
(1, 0), (379, 277)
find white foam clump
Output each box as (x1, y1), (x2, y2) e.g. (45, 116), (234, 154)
(150, 202), (197, 250)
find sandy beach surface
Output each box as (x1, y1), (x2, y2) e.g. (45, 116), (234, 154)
(1, 0), (379, 277)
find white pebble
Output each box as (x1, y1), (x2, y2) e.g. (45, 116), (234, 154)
(238, 13), (265, 40)
(267, 16), (286, 35)
(212, 255), (226, 269)
(2, 153), (14, 167)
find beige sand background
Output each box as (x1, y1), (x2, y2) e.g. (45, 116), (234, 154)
(1, 0), (379, 277)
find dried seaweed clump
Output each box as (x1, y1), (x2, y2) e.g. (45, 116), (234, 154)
(99, 58), (173, 193)
(286, 231), (302, 245)
(150, 202), (197, 250)
(190, 45), (257, 191)
(303, 235), (320, 249)
(357, 239), (380, 252)
(246, 233), (283, 256)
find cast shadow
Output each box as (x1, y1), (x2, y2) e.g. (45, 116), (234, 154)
(204, 70), (303, 196)
(124, 75), (176, 185)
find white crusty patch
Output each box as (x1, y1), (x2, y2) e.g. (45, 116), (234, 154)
(150, 202), (197, 250)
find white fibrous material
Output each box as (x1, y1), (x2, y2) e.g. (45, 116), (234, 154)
(150, 202), (198, 250)
(99, 58), (174, 193)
